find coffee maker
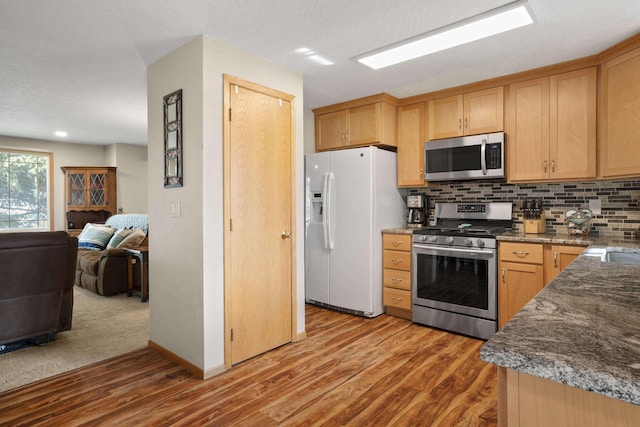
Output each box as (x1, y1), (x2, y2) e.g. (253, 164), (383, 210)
(407, 194), (427, 228)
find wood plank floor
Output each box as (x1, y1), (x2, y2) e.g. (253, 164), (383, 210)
(0, 305), (497, 426)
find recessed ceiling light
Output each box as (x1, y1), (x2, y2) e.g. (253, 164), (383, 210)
(55, 130), (68, 137)
(355, 0), (535, 70)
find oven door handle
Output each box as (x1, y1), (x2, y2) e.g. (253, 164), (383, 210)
(413, 244), (495, 258)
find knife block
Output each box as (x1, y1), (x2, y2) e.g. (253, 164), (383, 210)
(524, 212), (546, 234)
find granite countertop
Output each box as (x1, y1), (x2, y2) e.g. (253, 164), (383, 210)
(497, 231), (640, 247)
(381, 227), (419, 235)
(481, 246), (640, 406)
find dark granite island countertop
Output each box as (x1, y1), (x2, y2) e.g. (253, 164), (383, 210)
(481, 249), (640, 406)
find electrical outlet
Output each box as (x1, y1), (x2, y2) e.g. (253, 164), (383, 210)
(589, 199), (601, 215)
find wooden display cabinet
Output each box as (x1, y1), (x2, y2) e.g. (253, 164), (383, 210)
(61, 166), (117, 233)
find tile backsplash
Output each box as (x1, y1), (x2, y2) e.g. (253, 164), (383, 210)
(410, 179), (640, 238)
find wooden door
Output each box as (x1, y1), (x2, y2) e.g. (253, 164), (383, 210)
(550, 67), (597, 180)
(464, 86), (504, 135)
(316, 110), (348, 151)
(507, 77), (550, 181)
(498, 261), (544, 328)
(224, 76), (295, 366)
(397, 102), (427, 187)
(428, 94), (463, 140)
(601, 47), (640, 178)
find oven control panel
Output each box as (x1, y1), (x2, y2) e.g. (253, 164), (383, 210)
(457, 204), (486, 214)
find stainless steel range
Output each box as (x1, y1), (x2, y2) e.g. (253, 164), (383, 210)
(412, 202), (512, 340)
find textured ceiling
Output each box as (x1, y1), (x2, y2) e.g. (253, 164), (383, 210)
(0, 0), (639, 145)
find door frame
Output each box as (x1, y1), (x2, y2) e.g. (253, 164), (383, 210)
(222, 74), (297, 369)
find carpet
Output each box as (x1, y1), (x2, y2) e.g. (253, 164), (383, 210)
(0, 286), (149, 393)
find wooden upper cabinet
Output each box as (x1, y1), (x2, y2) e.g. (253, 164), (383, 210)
(508, 77), (550, 181)
(601, 47), (640, 178)
(428, 94), (463, 139)
(316, 110), (349, 151)
(314, 96), (397, 152)
(464, 86), (505, 135)
(428, 86), (503, 140)
(508, 67), (597, 182)
(397, 102), (427, 187)
(550, 67), (597, 180)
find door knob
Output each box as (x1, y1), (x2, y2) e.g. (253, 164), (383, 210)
(281, 231), (292, 239)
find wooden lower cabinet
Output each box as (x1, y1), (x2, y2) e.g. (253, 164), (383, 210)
(544, 244), (585, 285)
(382, 233), (412, 320)
(498, 241), (585, 328)
(498, 261), (544, 329)
(498, 367), (640, 427)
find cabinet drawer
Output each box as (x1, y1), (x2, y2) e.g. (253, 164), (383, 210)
(383, 268), (412, 290)
(383, 234), (412, 251)
(499, 242), (543, 264)
(383, 250), (411, 271)
(384, 288), (412, 311)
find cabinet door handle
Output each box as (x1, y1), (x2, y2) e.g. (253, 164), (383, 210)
(464, 117), (468, 129)
(458, 118), (462, 130)
(512, 251), (529, 257)
(543, 160), (548, 173)
(391, 259), (403, 265)
(392, 297), (403, 302)
(391, 241), (403, 247)
(391, 278), (403, 283)
(551, 160), (556, 172)
(502, 268), (506, 282)
(554, 252), (558, 268)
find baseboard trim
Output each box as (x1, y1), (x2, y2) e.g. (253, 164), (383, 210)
(148, 340), (205, 380)
(295, 331), (307, 342)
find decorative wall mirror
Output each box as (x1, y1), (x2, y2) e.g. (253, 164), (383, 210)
(164, 89), (183, 188)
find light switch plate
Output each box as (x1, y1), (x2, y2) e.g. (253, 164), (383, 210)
(169, 200), (181, 217)
(589, 199), (601, 215)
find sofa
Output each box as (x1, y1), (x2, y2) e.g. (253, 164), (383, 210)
(75, 214), (148, 296)
(0, 231), (78, 346)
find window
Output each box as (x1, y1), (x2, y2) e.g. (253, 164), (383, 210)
(0, 149), (53, 231)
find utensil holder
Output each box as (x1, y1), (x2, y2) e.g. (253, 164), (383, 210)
(524, 212), (546, 234)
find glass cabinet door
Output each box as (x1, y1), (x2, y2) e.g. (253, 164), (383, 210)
(89, 173), (106, 207)
(69, 173), (87, 207)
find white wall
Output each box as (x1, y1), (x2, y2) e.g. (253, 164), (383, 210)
(109, 143), (148, 213)
(147, 35), (305, 376)
(303, 108), (316, 155)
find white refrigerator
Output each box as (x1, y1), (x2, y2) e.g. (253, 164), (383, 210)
(305, 146), (405, 317)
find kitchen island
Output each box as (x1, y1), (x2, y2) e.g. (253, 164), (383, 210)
(481, 242), (640, 426)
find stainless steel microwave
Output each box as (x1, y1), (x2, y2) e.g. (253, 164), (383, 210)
(424, 132), (505, 181)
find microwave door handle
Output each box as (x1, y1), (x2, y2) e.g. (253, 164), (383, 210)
(481, 138), (487, 175)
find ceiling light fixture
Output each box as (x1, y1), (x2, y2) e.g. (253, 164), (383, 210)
(55, 130), (68, 137)
(295, 47), (334, 66)
(355, 0), (535, 70)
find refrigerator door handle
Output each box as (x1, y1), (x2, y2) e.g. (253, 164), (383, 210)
(325, 172), (335, 249)
(322, 172), (330, 249)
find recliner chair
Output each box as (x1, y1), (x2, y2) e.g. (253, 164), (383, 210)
(0, 231), (78, 346)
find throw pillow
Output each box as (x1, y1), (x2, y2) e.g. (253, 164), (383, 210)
(116, 228), (146, 249)
(78, 223), (115, 250)
(106, 228), (133, 249)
